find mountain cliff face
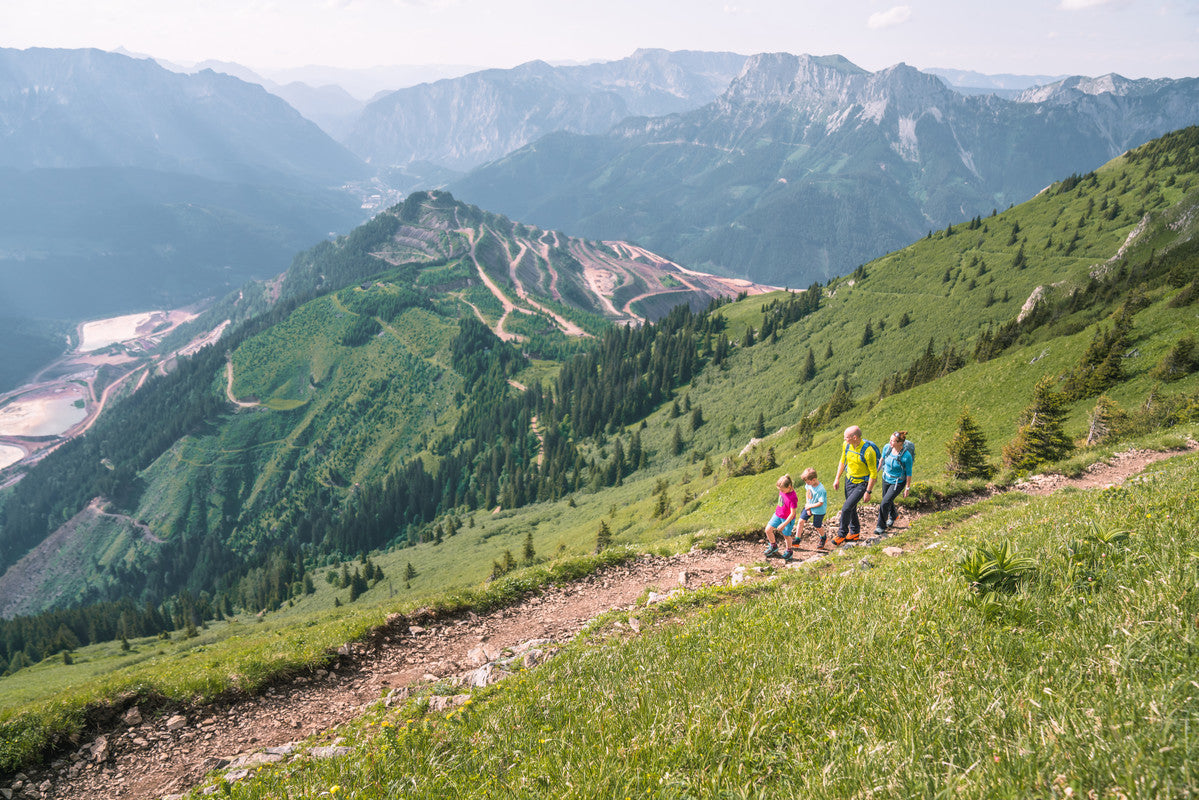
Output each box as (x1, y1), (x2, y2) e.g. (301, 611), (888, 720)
(451, 53), (1199, 287)
(343, 49), (747, 171)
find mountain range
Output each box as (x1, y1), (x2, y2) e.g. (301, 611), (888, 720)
(0, 48), (365, 186)
(449, 53), (1199, 287)
(3, 45), (1199, 397)
(924, 67), (1068, 97)
(0, 47), (372, 391)
(342, 49), (749, 173)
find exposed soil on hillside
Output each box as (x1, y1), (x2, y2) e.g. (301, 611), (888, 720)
(10, 443), (1195, 800)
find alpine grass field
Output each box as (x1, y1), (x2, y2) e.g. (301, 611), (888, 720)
(208, 452), (1199, 799)
(2, 127), (1199, 797)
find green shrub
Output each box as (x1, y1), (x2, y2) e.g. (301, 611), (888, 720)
(1003, 377), (1074, 471)
(944, 407), (995, 479)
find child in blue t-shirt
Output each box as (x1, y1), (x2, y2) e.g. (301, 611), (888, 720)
(795, 467), (829, 549)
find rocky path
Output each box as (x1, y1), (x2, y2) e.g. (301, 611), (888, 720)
(9, 445), (1193, 800)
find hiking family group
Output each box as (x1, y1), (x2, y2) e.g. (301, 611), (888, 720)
(763, 425), (914, 561)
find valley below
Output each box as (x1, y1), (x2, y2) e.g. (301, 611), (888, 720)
(0, 308), (225, 477)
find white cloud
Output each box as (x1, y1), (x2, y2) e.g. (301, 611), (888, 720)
(1059, 0), (1117, 9)
(867, 5), (912, 30)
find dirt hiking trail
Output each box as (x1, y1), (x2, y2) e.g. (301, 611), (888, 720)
(11, 444), (1194, 800)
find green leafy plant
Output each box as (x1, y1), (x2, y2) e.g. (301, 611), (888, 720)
(957, 541), (1036, 596)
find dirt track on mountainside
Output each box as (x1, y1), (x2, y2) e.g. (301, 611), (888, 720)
(16, 443), (1195, 800)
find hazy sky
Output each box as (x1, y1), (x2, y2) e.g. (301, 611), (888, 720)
(4, 0), (1197, 78)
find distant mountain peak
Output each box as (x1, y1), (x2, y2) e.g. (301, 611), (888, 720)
(1015, 73), (1188, 103)
(721, 53), (952, 117)
(344, 50), (749, 171)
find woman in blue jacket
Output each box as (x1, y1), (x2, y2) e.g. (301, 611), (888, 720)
(875, 431), (913, 534)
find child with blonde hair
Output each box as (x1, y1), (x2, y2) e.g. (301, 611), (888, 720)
(763, 473), (799, 560)
(794, 467), (829, 549)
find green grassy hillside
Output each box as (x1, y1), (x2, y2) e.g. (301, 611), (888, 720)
(190, 449), (1199, 799)
(1, 128), (1198, 776)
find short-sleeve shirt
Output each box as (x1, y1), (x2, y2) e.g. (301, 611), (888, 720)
(839, 441), (879, 484)
(805, 482), (827, 515)
(775, 489), (799, 519)
(881, 447), (913, 484)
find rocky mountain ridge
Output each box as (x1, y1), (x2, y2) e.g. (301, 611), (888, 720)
(343, 49), (748, 172)
(450, 53), (1199, 286)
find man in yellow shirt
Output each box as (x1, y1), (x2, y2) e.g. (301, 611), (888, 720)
(831, 425), (877, 545)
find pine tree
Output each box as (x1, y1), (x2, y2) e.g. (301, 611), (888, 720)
(672, 425), (685, 456)
(945, 408), (994, 479)
(629, 430), (644, 470)
(595, 521), (612, 553)
(860, 321), (874, 346)
(1151, 335), (1197, 381)
(754, 412), (766, 438)
(654, 488), (670, 518)
(824, 375), (855, 421)
(523, 531), (536, 565)
(1085, 396), (1129, 446)
(349, 569), (368, 601)
(801, 347), (816, 381)
(1003, 378), (1074, 470)
(405, 562), (417, 581)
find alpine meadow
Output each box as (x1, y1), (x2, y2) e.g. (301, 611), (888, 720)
(1, 53), (1199, 800)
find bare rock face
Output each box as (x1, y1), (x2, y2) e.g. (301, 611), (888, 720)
(345, 50), (748, 172)
(1017, 285), (1046, 323)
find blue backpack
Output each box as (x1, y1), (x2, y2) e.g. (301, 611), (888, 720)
(846, 439), (881, 467)
(882, 439), (916, 476)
